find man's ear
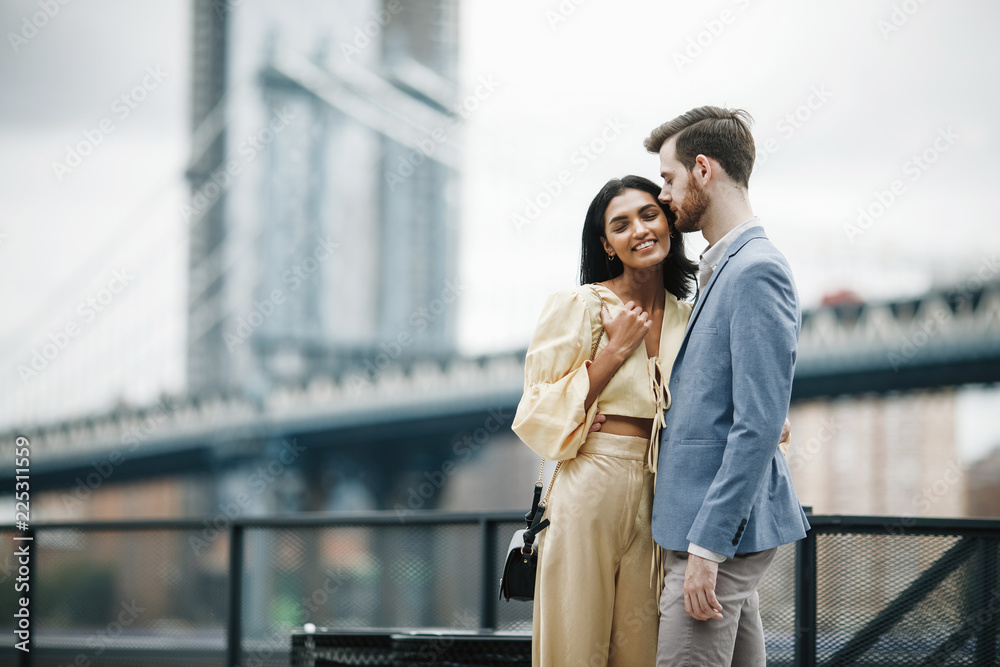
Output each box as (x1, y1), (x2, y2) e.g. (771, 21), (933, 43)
(694, 154), (713, 184)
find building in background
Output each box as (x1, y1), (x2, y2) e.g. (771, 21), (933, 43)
(966, 445), (1000, 517)
(186, 0), (460, 398)
(787, 390), (965, 518)
(3, 1), (999, 531)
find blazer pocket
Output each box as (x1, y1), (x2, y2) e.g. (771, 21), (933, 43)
(691, 326), (718, 335)
(679, 439), (727, 447)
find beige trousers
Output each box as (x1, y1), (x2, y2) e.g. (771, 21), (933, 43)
(532, 431), (659, 667)
(656, 547), (778, 667)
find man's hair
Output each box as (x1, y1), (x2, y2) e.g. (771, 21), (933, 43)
(643, 106), (756, 188)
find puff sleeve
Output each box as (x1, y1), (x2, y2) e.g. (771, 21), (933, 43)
(511, 289), (601, 461)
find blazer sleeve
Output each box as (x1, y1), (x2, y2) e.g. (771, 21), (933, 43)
(511, 289), (602, 461)
(686, 258), (800, 556)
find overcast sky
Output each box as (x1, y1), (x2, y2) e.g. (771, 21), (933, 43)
(1, 0), (998, 458)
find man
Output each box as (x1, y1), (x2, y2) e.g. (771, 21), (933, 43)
(646, 106), (810, 666)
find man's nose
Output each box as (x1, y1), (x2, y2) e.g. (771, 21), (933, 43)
(658, 187), (671, 202)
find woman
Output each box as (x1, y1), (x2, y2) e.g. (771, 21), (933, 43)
(512, 175), (697, 667)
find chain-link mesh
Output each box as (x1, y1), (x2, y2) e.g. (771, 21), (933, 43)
(242, 522), (485, 666)
(759, 542), (798, 665)
(493, 521), (532, 633)
(5, 520), (999, 666)
(813, 532), (1000, 666)
(25, 528), (227, 667)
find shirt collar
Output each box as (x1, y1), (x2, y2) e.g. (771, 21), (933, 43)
(699, 216), (761, 270)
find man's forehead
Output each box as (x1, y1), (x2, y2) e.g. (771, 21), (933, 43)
(658, 137), (679, 165)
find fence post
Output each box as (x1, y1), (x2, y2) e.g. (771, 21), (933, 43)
(480, 518), (497, 630)
(227, 522), (245, 667)
(795, 508), (816, 667)
(974, 537), (999, 666)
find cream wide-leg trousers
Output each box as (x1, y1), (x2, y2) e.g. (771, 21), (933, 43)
(531, 431), (659, 667)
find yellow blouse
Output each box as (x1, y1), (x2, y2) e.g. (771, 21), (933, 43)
(512, 283), (692, 465)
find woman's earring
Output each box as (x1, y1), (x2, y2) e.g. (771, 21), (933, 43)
(608, 253), (615, 261)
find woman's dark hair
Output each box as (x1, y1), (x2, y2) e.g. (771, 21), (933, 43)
(580, 175), (697, 301)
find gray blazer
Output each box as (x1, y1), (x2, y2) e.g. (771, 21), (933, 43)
(651, 226), (810, 558)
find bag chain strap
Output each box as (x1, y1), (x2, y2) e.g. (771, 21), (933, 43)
(537, 286), (605, 508)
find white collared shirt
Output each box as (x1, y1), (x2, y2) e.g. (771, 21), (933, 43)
(698, 217), (761, 290)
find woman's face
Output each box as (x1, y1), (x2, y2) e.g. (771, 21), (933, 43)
(601, 189), (672, 270)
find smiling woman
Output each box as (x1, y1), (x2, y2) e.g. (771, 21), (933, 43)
(511, 175), (697, 667)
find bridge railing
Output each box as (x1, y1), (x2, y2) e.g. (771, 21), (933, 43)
(0, 512), (997, 667)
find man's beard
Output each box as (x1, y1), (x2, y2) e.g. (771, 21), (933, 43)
(673, 177), (710, 234)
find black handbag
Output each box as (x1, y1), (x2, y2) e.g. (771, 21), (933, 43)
(498, 480), (551, 601)
(499, 287), (605, 602)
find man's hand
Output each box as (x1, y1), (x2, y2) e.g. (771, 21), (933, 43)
(589, 413), (606, 432)
(778, 416), (791, 457)
(683, 554), (723, 621)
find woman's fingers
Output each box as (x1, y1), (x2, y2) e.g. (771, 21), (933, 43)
(601, 300), (652, 356)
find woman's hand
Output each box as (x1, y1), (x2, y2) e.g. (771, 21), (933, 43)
(600, 300), (651, 361)
(583, 301), (651, 412)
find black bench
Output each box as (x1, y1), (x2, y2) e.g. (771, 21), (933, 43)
(290, 627), (532, 667)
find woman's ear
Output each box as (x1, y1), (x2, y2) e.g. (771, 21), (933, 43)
(600, 236), (613, 257)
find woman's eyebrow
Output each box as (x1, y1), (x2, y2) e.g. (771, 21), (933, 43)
(609, 204), (658, 225)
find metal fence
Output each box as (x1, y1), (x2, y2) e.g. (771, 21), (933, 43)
(0, 512), (997, 667)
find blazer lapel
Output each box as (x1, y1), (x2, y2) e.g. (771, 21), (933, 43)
(678, 226), (767, 351)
